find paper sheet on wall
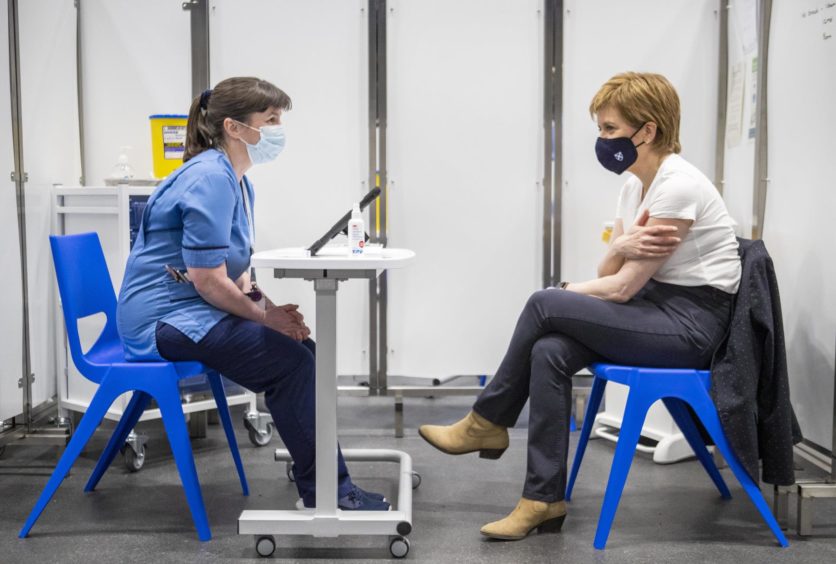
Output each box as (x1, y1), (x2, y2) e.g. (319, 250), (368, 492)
(748, 56), (758, 140)
(725, 62), (745, 148)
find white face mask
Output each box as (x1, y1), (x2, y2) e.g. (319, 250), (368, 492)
(236, 121), (286, 165)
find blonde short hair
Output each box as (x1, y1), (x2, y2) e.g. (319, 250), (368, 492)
(589, 72), (681, 154)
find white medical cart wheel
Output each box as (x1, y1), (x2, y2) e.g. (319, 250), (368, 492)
(285, 461), (295, 482)
(248, 423), (273, 447)
(389, 536), (410, 558)
(411, 472), (421, 490)
(255, 535), (276, 557)
(124, 444), (145, 472)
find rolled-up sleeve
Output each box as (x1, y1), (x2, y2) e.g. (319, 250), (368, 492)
(180, 173), (236, 268)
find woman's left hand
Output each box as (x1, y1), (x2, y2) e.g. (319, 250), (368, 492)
(271, 303), (311, 338)
(613, 209), (680, 259)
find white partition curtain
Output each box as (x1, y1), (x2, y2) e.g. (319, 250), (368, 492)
(210, 0), (371, 375)
(386, 0), (544, 378)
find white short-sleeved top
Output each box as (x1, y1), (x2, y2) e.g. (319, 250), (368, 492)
(615, 153), (741, 294)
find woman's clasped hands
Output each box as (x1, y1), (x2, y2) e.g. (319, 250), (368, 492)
(263, 303), (311, 341)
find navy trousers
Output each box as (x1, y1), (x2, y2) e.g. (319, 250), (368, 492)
(472, 280), (733, 503)
(156, 316), (353, 506)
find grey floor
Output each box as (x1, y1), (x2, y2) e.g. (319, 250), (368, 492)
(1, 394), (834, 564)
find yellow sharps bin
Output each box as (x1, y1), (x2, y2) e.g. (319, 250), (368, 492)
(149, 114), (188, 178)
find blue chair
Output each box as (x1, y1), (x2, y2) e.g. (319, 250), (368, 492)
(19, 232), (248, 541)
(565, 363), (788, 549)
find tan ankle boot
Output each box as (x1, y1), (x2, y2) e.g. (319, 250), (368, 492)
(480, 498), (567, 540)
(418, 411), (509, 459)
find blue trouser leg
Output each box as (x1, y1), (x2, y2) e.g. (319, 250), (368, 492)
(155, 317), (353, 506)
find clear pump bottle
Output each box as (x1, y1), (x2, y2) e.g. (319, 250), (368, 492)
(347, 203), (365, 256)
(110, 146), (135, 181)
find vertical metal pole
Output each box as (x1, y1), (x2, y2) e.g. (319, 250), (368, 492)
(542, 0), (554, 288)
(367, 0), (388, 395)
(751, 0), (771, 240)
(377, 1), (389, 395)
(183, 0), (210, 97)
(75, 0), (85, 185)
(543, 0), (562, 288)
(714, 1), (729, 194)
(367, 1), (379, 394)
(314, 278), (339, 515)
(8, 0), (33, 430)
(552, 0), (563, 287)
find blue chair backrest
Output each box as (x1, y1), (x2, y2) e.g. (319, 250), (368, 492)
(50, 233), (123, 383)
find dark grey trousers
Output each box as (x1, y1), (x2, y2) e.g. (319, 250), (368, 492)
(472, 280), (733, 502)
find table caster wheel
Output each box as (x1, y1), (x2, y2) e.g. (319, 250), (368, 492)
(285, 461), (295, 482)
(255, 535), (275, 557)
(389, 536), (410, 558)
(411, 472), (421, 490)
(248, 423), (273, 447)
(124, 444), (145, 472)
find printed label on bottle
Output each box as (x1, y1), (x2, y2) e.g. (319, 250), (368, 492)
(349, 222), (364, 255)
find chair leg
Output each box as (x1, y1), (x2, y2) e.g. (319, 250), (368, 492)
(689, 393), (789, 548)
(19, 383), (120, 538)
(207, 372), (249, 496)
(593, 390), (651, 550)
(85, 391), (151, 492)
(155, 384), (211, 542)
(663, 397), (731, 499)
(566, 376), (606, 501)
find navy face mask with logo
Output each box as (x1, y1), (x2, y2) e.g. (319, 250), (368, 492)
(595, 123), (646, 174)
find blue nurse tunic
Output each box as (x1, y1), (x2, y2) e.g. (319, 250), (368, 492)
(116, 149), (254, 361)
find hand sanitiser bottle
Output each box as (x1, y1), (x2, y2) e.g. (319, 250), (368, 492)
(347, 203), (365, 256)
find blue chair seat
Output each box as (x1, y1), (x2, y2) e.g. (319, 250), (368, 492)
(19, 232), (249, 541)
(566, 363), (788, 549)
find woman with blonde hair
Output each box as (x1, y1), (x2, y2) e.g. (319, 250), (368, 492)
(419, 72), (741, 539)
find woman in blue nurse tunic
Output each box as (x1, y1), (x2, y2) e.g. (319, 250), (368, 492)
(117, 76), (388, 511)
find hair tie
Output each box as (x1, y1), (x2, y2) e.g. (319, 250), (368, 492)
(199, 89), (212, 111)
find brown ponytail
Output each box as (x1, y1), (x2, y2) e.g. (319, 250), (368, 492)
(183, 77), (292, 162)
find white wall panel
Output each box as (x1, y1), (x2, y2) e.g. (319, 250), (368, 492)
(561, 0), (719, 282)
(19, 0), (81, 408)
(81, 0), (191, 184)
(211, 0), (370, 375)
(386, 0), (543, 377)
(764, 0), (836, 449)
(0, 0), (24, 421)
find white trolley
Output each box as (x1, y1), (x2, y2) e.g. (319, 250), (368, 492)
(239, 246), (417, 558)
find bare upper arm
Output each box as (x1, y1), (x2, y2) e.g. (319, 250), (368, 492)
(611, 217), (692, 301)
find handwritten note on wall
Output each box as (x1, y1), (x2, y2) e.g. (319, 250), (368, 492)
(801, 2), (835, 41)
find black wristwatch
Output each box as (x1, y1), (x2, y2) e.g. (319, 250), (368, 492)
(558, 281), (570, 290)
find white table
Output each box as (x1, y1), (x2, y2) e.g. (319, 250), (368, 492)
(238, 246), (417, 558)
